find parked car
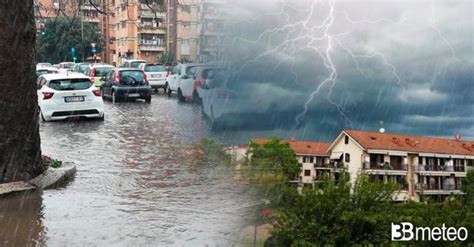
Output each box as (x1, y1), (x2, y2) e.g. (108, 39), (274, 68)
(36, 63), (52, 69)
(138, 63), (167, 92)
(36, 67), (59, 79)
(37, 73), (104, 121)
(121, 60), (146, 68)
(72, 62), (91, 74)
(165, 63), (198, 101)
(83, 64), (115, 88)
(185, 66), (225, 103)
(100, 68), (152, 103)
(58, 62), (75, 70)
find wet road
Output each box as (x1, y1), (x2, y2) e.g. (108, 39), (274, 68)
(0, 94), (255, 246)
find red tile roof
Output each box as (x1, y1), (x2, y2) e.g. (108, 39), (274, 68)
(251, 138), (330, 156)
(345, 130), (474, 156)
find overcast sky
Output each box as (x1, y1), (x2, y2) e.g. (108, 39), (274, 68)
(210, 0), (473, 142)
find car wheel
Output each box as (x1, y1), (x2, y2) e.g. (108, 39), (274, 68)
(192, 90), (202, 104)
(98, 114), (105, 121)
(166, 84), (172, 96)
(177, 89), (185, 102)
(39, 109), (46, 122)
(145, 96), (151, 103)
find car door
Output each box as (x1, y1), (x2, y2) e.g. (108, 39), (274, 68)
(168, 65), (180, 92)
(180, 66), (197, 98)
(102, 71), (113, 96)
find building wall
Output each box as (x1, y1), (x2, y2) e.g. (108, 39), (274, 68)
(175, 1), (200, 62)
(330, 133), (364, 186)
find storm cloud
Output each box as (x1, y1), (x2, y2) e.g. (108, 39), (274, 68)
(210, 0), (473, 141)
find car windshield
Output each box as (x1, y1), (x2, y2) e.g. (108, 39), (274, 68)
(48, 79), (91, 90)
(130, 61), (145, 68)
(63, 63), (74, 68)
(144, 65), (165, 72)
(120, 71), (145, 85)
(79, 64), (90, 73)
(94, 67), (113, 76)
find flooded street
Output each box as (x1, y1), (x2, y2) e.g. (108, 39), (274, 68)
(1, 95), (255, 246)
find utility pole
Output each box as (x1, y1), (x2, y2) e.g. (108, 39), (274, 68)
(80, 1), (85, 62)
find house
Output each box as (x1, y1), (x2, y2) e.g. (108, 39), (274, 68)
(251, 138), (331, 184)
(327, 130), (474, 202)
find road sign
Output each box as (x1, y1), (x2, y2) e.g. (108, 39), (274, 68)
(90, 43), (96, 48)
(91, 48), (97, 53)
(71, 47), (76, 53)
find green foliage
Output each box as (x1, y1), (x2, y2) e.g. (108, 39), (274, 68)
(246, 137), (300, 183)
(159, 52), (175, 65)
(463, 169), (474, 206)
(36, 18), (102, 63)
(194, 137), (230, 165)
(268, 174), (474, 246)
(49, 159), (62, 168)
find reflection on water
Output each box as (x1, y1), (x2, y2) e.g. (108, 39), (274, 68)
(1, 95), (254, 245)
(0, 192), (44, 246)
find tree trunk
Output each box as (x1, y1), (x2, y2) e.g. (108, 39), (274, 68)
(0, 0), (45, 183)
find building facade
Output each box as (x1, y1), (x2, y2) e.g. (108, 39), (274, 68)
(327, 130), (474, 202)
(198, 0), (225, 62)
(247, 130), (473, 202)
(111, 0), (166, 65)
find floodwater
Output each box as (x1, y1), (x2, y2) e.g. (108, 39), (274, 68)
(0, 94), (256, 246)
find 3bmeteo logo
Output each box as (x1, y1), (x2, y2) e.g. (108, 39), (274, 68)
(391, 222), (468, 241)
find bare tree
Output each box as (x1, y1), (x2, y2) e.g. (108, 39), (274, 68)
(0, 0), (45, 183)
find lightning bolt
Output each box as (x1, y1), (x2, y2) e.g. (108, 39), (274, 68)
(233, 0), (456, 131)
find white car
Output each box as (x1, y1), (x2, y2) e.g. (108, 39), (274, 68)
(138, 63), (167, 91)
(37, 73), (105, 121)
(121, 59), (146, 68)
(165, 63), (198, 101)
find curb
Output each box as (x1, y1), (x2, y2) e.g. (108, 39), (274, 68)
(0, 162), (76, 197)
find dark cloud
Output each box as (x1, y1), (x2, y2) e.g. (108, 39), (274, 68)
(208, 0), (473, 140)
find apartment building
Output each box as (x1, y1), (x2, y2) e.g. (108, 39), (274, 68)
(251, 138), (331, 185)
(113, 0), (166, 64)
(198, 0), (225, 62)
(327, 130), (474, 202)
(167, 0), (201, 62)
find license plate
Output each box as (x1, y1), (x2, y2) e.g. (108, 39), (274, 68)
(151, 74), (161, 78)
(64, 96), (84, 102)
(128, 93), (140, 97)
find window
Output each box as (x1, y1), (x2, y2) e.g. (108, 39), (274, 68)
(172, 66), (180, 75)
(304, 170), (311, 176)
(344, 135), (349, 144)
(303, 156), (314, 163)
(345, 153), (350, 162)
(48, 79), (92, 91)
(144, 64), (166, 72)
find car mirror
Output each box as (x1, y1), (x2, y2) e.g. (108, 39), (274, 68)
(37, 85), (43, 90)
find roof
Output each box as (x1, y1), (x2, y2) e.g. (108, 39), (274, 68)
(40, 72), (89, 80)
(252, 138), (330, 156)
(344, 130), (474, 156)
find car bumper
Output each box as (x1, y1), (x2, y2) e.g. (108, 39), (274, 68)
(149, 79), (166, 88)
(114, 87), (152, 98)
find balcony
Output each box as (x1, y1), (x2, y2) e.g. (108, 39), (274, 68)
(415, 183), (463, 194)
(416, 165), (466, 175)
(138, 25), (166, 34)
(139, 4), (165, 18)
(363, 162), (408, 171)
(314, 162), (344, 170)
(139, 44), (165, 52)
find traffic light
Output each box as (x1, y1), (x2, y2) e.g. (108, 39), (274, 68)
(71, 47), (76, 62)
